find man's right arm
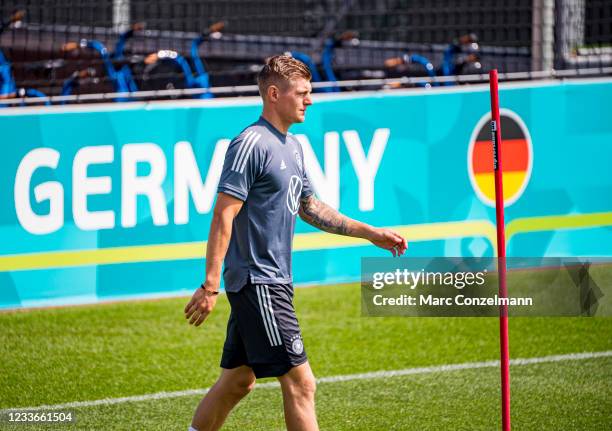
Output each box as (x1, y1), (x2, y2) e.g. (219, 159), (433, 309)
(184, 192), (243, 327)
(202, 192), (244, 291)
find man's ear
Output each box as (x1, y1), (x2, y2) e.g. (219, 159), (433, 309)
(267, 84), (279, 102)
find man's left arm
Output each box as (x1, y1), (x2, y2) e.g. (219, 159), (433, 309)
(298, 194), (408, 256)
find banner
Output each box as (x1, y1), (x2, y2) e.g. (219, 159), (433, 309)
(1, 79), (611, 308)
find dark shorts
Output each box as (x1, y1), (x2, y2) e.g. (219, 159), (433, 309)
(220, 282), (307, 378)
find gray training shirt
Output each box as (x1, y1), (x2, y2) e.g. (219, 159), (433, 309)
(217, 116), (313, 292)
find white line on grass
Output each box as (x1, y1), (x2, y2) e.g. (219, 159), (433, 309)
(3, 350), (611, 412)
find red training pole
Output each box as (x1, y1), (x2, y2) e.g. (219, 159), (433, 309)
(489, 69), (511, 431)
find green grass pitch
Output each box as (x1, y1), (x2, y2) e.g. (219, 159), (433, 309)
(1, 283), (611, 430)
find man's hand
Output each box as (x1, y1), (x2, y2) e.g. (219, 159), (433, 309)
(368, 228), (408, 257)
(184, 286), (219, 327)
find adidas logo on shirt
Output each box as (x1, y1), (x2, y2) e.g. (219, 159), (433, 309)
(280, 160), (287, 170)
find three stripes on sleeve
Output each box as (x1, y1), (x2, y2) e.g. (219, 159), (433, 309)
(231, 131), (262, 174)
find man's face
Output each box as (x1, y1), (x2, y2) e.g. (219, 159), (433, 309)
(271, 77), (313, 124)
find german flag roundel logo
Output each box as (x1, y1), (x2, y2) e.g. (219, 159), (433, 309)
(468, 109), (532, 207)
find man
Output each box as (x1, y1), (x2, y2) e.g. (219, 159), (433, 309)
(184, 55), (407, 431)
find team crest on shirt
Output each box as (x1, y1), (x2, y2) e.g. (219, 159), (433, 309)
(286, 175), (303, 215)
(294, 150), (303, 171)
(290, 334), (304, 355)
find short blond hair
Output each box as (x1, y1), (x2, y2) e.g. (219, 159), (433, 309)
(257, 55), (312, 97)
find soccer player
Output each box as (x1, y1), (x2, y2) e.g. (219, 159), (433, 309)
(184, 55), (407, 431)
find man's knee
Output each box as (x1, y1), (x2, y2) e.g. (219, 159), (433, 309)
(218, 368), (256, 400)
(282, 372), (317, 401)
(227, 374), (256, 399)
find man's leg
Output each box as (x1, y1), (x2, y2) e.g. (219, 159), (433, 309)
(278, 362), (319, 431)
(190, 365), (256, 431)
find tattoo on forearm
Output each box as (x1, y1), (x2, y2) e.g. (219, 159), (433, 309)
(299, 195), (352, 235)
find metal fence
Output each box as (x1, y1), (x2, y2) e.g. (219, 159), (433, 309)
(0, 0), (610, 106)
